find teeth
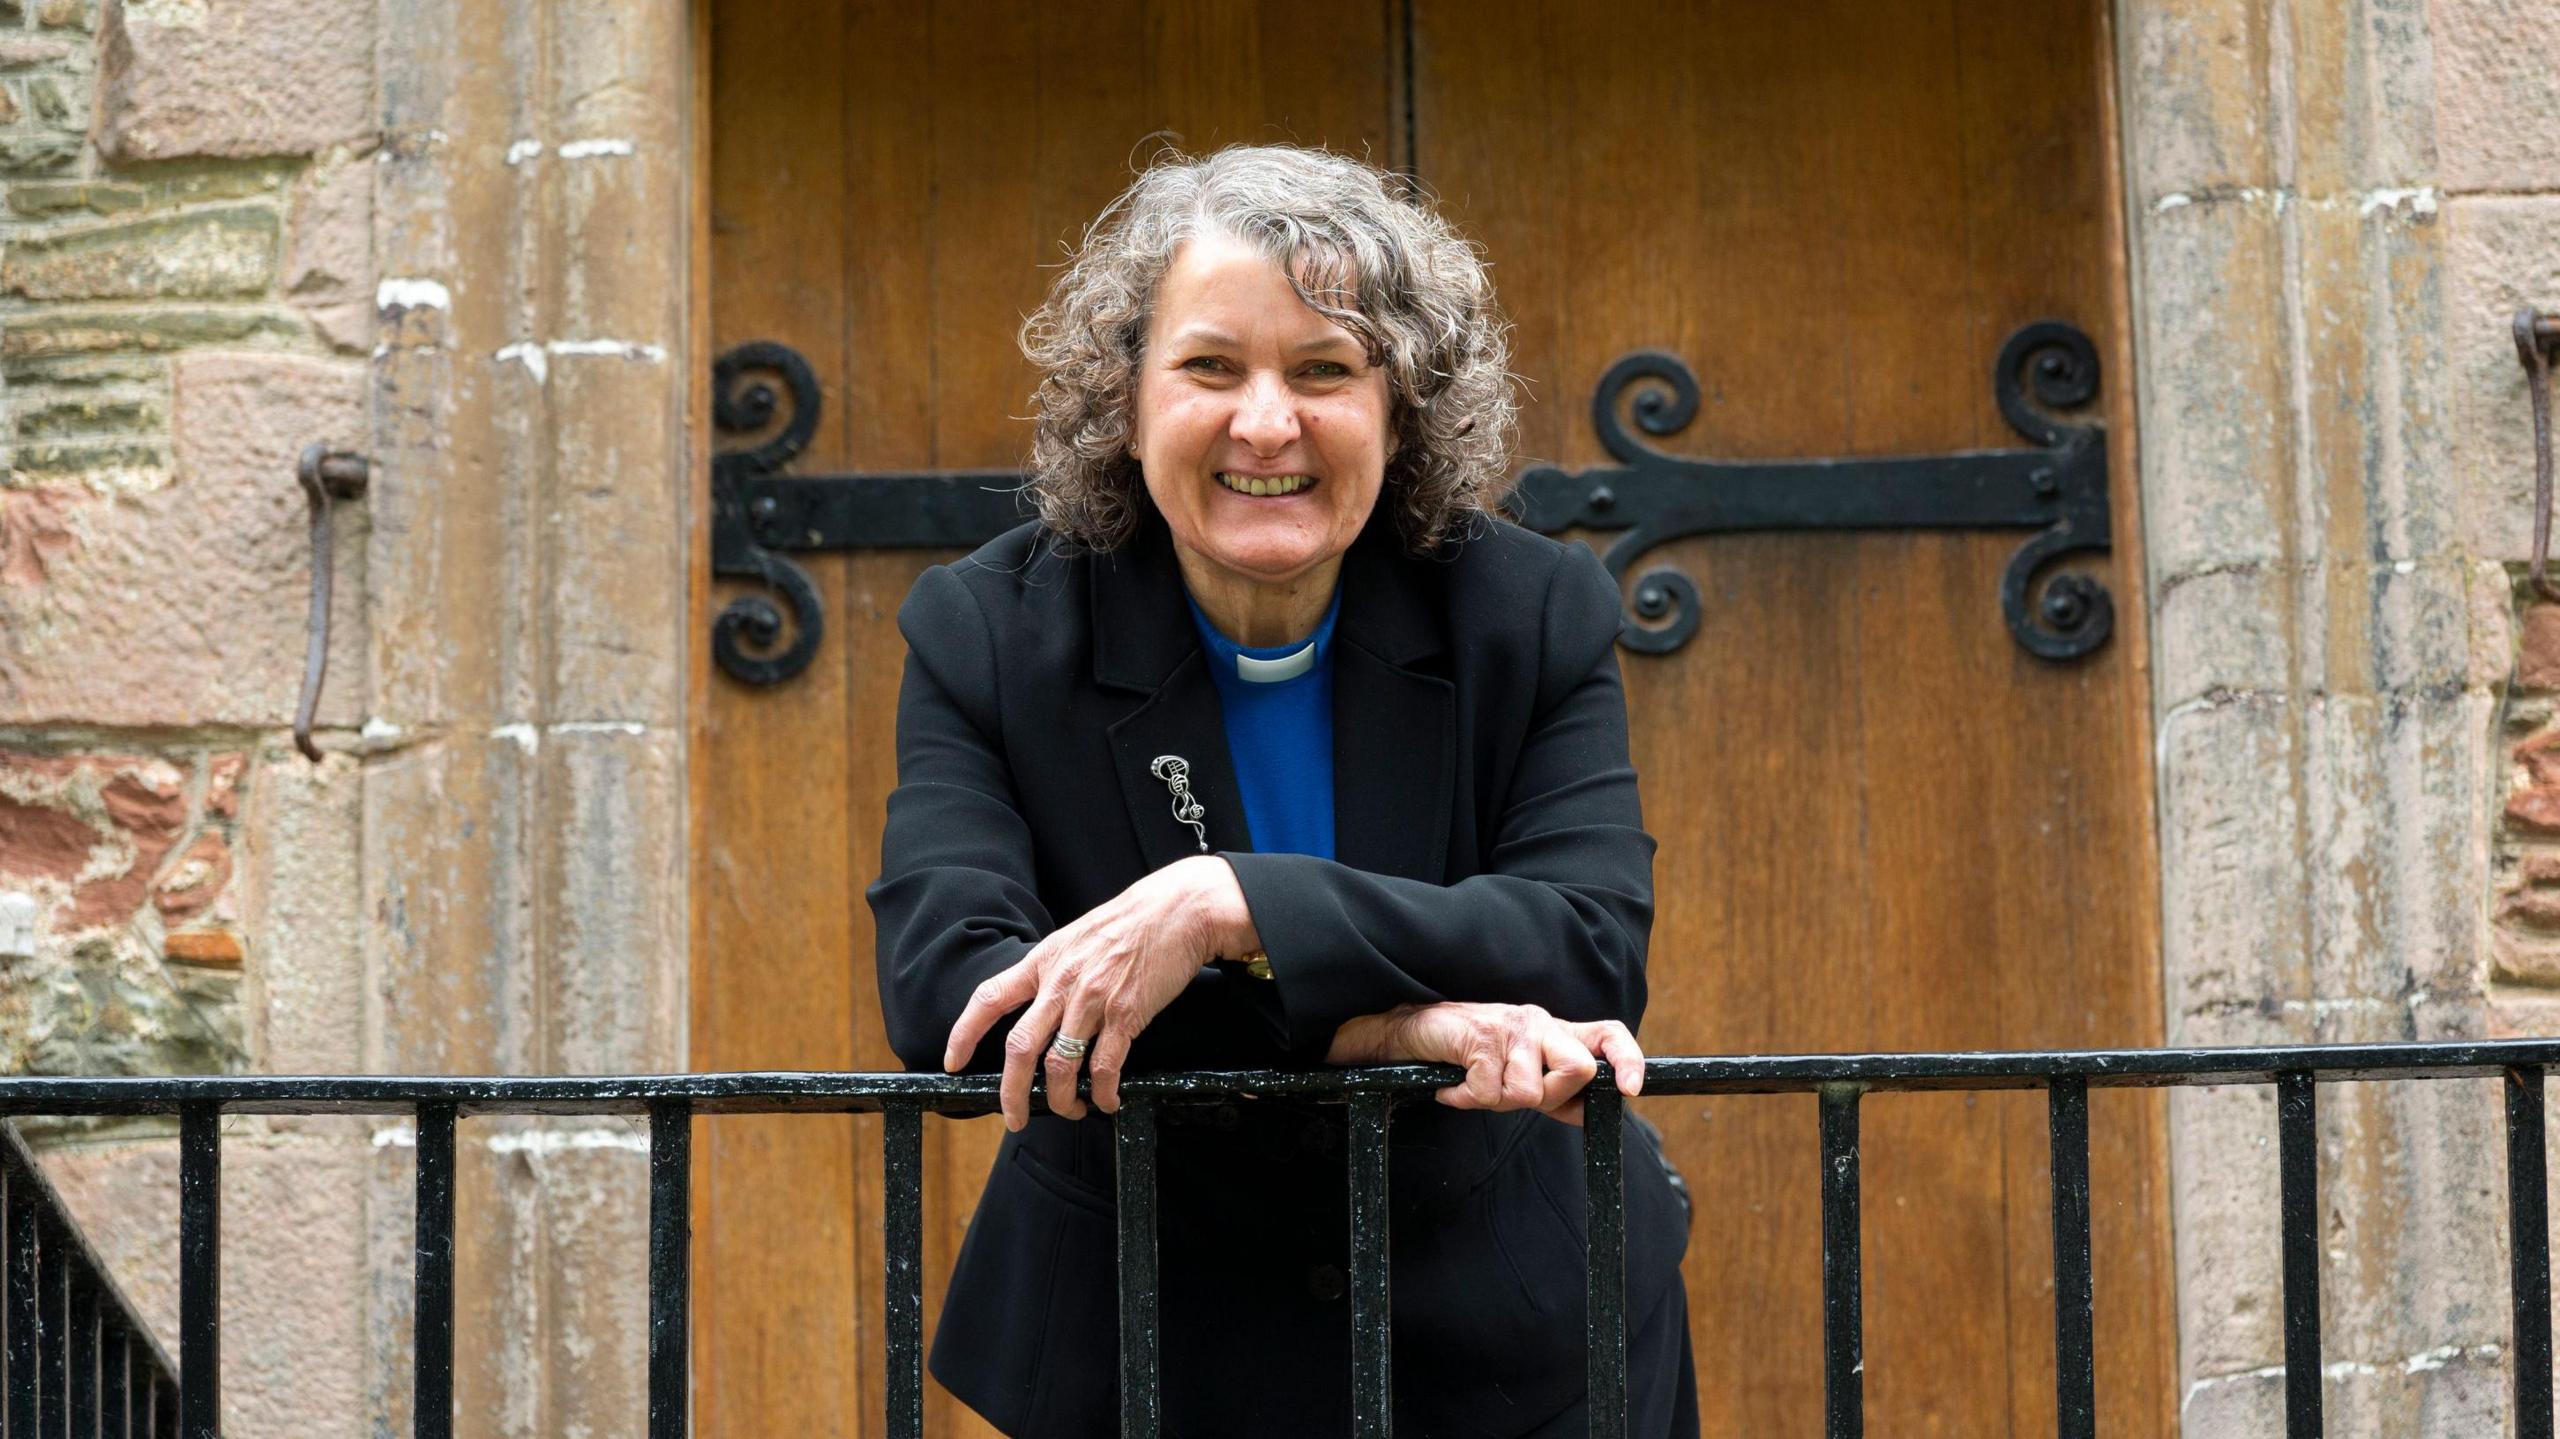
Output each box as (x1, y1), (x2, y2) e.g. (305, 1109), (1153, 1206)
(1219, 473), (1316, 496)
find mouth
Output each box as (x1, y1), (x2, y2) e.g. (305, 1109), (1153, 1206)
(1216, 472), (1319, 498)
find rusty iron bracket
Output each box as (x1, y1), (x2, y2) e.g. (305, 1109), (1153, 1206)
(295, 445), (371, 761)
(2521, 310), (2560, 602)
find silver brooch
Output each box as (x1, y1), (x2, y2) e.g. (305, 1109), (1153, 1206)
(1148, 754), (1209, 853)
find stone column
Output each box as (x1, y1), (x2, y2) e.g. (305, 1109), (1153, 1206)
(2120, 0), (2560, 1431)
(366, 0), (695, 1433)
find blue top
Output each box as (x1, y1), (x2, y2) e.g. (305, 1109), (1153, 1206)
(1183, 585), (1341, 860)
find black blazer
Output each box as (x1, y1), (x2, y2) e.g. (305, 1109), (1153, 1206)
(866, 508), (1688, 1438)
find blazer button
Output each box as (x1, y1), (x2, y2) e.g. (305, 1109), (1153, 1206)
(1306, 1263), (1347, 1302)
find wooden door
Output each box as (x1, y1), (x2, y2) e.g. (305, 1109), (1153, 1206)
(693, 3), (2172, 1435)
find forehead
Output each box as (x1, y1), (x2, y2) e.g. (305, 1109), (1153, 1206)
(1151, 232), (1359, 344)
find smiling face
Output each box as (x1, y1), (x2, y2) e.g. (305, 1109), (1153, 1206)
(1130, 230), (1393, 634)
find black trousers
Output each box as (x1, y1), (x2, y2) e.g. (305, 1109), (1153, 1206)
(1516, 1268), (1699, 1439)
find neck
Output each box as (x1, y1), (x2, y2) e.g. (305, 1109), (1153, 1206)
(1176, 550), (1340, 648)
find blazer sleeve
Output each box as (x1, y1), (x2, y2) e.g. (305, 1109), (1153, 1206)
(1218, 541), (1658, 1054)
(866, 562), (1298, 1075)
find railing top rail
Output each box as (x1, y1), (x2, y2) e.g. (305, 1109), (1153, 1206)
(0, 1037), (2554, 1116)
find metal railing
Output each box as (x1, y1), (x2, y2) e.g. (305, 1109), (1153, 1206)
(2, 1038), (2557, 1439)
(0, 1118), (181, 1436)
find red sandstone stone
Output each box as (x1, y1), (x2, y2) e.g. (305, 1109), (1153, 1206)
(0, 794), (97, 882)
(2522, 606), (2560, 691)
(204, 753), (246, 819)
(162, 929), (242, 968)
(151, 831), (231, 925)
(2510, 788), (2560, 834)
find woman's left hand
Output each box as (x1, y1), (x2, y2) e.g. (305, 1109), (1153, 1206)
(944, 854), (1259, 1130)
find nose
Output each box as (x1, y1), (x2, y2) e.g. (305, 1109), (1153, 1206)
(1229, 372), (1300, 455)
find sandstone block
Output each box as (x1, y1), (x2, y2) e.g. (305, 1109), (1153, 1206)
(539, 727), (684, 1072)
(2432, 0), (2560, 193)
(2449, 197), (2560, 562)
(2523, 603), (2560, 691)
(2152, 562), (2288, 709)
(0, 130), (82, 176)
(0, 351), (365, 727)
(242, 742), (360, 1070)
(2131, 199), (2291, 579)
(0, 749), (187, 931)
(282, 159), (370, 351)
(2, 305), (308, 376)
(96, 0), (374, 162)
(2158, 696), (2308, 1041)
(3, 204), (278, 301)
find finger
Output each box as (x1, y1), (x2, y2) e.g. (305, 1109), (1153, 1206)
(946, 956), (1042, 1073)
(1087, 1024), (1134, 1114)
(1498, 1040), (1544, 1111)
(1536, 1026), (1599, 1114)
(1585, 1021), (1646, 1096)
(1000, 993), (1062, 1132)
(1045, 982), (1106, 1122)
(1439, 1048), (1505, 1111)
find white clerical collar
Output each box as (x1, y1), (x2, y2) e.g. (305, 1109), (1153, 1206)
(1233, 644), (1316, 684)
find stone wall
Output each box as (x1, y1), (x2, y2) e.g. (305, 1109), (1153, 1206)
(0, 0), (379, 1428)
(2122, 0), (2560, 1432)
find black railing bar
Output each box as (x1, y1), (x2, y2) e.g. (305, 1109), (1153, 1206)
(1819, 1086), (1865, 1439)
(1113, 1098), (1161, 1439)
(71, 1261), (100, 1437)
(176, 1104), (219, 1439)
(2277, 1071), (2324, 1438)
(6, 1158), (40, 1435)
(38, 1213), (66, 1437)
(8, 1037), (2560, 1115)
(413, 1102), (457, 1439)
(101, 1314), (126, 1439)
(883, 1104), (926, 1439)
(1584, 1083), (1629, 1439)
(2508, 1067), (2553, 1439)
(646, 1103), (690, 1439)
(10, 1029), (2560, 1111)
(1347, 1092), (1392, 1439)
(0, 1124), (177, 1382)
(2048, 1076), (2096, 1439)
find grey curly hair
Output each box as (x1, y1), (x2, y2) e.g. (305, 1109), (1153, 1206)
(1018, 144), (1518, 554)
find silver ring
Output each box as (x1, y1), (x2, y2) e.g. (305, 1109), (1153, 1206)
(1049, 1034), (1091, 1061)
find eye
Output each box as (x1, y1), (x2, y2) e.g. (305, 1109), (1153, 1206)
(1182, 356), (1230, 374)
(1304, 361), (1352, 379)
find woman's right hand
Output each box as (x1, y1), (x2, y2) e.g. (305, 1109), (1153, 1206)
(1325, 1002), (1645, 1126)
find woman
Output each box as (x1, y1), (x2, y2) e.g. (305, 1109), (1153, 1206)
(867, 144), (1694, 1438)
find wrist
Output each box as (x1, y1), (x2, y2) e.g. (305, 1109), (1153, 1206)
(1188, 854), (1263, 960)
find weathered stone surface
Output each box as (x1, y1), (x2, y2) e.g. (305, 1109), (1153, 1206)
(2432, 0), (2560, 192)
(23, 74), (67, 123)
(2159, 696), (2309, 1045)
(242, 742), (361, 1070)
(2, 304), (308, 373)
(0, 750), (187, 930)
(2169, 1085), (2284, 1377)
(0, 83), (19, 125)
(39, 1125), (371, 1433)
(2449, 197), (2560, 562)
(283, 159), (371, 351)
(2151, 562), (2289, 708)
(96, 0), (375, 161)
(539, 726), (684, 1071)
(0, 130), (82, 175)
(150, 828), (230, 924)
(0, 486), (79, 587)
(0, 352), (365, 726)
(3, 204), (279, 301)
(38, 0), (91, 27)
(0, 933), (243, 1074)
(2130, 198), (2291, 580)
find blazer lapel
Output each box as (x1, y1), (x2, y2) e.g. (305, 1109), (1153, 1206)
(1107, 652), (1255, 871)
(1092, 520), (1254, 870)
(1330, 522), (1455, 882)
